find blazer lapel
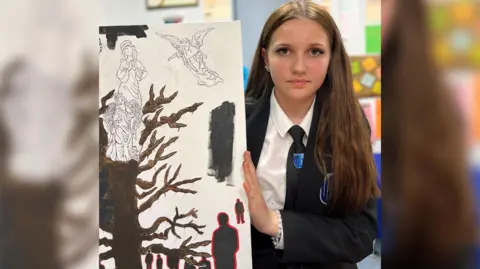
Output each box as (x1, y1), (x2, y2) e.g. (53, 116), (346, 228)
(246, 94), (271, 168)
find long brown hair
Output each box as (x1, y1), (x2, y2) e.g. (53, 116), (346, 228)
(246, 1), (380, 213)
(382, 0), (476, 267)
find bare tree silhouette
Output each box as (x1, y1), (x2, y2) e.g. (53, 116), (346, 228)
(99, 83), (211, 269)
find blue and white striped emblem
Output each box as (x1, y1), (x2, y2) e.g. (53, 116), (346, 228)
(320, 173), (333, 205)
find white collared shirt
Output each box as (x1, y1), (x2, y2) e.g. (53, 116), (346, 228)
(256, 89), (315, 249)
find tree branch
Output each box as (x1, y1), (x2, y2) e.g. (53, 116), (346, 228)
(142, 84), (178, 115)
(137, 164), (201, 213)
(136, 163), (167, 190)
(99, 89), (115, 115)
(99, 237), (113, 247)
(138, 137), (178, 173)
(161, 102), (204, 129)
(142, 216), (171, 235)
(141, 238), (212, 265)
(166, 163), (181, 184)
(182, 236), (212, 250)
(139, 102), (203, 146)
(100, 249), (113, 261)
(139, 130), (163, 163)
(137, 187), (157, 199)
(141, 207), (204, 240)
(141, 232), (168, 241)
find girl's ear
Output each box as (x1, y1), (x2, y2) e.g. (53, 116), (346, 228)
(261, 48), (269, 68)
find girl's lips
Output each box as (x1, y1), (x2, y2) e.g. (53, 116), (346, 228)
(288, 80), (310, 87)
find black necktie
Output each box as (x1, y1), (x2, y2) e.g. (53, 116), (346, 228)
(285, 125), (306, 209)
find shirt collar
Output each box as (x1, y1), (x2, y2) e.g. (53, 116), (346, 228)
(269, 88), (315, 139)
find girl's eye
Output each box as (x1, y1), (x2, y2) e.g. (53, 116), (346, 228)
(276, 48), (289, 56)
(309, 49), (324, 56)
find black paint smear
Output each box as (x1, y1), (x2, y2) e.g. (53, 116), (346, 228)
(208, 101), (235, 184)
(166, 254), (179, 269)
(99, 25), (149, 50)
(211, 213), (239, 269)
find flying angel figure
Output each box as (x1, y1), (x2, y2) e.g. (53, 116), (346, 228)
(156, 27), (224, 87)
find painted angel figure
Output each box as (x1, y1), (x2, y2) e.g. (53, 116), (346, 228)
(104, 40), (146, 162)
(157, 28), (224, 87)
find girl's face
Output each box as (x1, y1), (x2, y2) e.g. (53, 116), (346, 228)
(263, 18), (331, 103)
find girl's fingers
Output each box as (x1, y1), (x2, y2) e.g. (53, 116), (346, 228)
(243, 181), (250, 194)
(243, 161), (252, 183)
(244, 150), (260, 193)
(244, 151), (256, 180)
(244, 151), (249, 162)
(247, 152), (256, 175)
(243, 181), (255, 199)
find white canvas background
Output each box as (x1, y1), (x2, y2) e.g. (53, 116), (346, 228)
(99, 21), (251, 269)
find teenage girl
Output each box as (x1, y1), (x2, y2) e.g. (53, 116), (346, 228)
(241, 1), (380, 268)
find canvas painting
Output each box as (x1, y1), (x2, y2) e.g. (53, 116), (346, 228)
(98, 22), (251, 269)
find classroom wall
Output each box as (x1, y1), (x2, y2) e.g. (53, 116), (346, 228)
(99, 0), (205, 26)
(233, 0), (287, 67)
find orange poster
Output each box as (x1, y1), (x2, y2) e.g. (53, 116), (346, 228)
(474, 74), (480, 142)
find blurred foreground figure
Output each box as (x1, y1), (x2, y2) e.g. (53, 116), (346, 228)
(0, 59), (98, 269)
(0, 0), (98, 268)
(382, 0), (477, 268)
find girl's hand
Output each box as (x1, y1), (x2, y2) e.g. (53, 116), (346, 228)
(243, 151), (278, 236)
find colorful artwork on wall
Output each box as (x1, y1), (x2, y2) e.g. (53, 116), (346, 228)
(350, 55), (381, 97)
(365, 25), (381, 54)
(428, 2), (480, 69)
(359, 99), (375, 143)
(359, 97), (381, 143)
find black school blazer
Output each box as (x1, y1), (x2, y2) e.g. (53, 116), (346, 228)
(246, 90), (377, 269)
